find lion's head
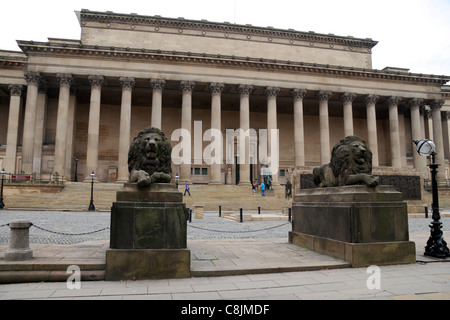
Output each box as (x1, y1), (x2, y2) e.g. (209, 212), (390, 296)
(330, 136), (372, 182)
(128, 127), (172, 182)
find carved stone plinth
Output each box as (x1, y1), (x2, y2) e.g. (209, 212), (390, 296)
(289, 185), (416, 267)
(106, 183), (190, 280)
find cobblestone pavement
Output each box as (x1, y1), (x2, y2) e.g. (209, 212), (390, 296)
(0, 209), (449, 245)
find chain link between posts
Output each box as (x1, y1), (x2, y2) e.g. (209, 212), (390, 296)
(187, 222), (291, 233)
(30, 223), (110, 236)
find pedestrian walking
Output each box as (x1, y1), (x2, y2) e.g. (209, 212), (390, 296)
(184, 181), (191, 196)
(252, 180), (257, 196)
(260, 181), (265, 197)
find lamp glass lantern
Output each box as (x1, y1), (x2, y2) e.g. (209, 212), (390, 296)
(414, 139), (436, 156)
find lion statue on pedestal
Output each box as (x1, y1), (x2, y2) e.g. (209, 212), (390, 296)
(128, 126), (172, 188)
(312, 135), (379, 188)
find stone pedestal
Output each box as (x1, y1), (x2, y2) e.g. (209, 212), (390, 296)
(106, 183), (190, 280)
(4, 221), (33, 261)
(194, 205), (204, 219)
(289, 185), (416, 267)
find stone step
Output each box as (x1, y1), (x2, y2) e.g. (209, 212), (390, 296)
(2, 182), (288, 212)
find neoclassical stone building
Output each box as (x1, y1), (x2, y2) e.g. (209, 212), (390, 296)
(0, 9), (449, 188)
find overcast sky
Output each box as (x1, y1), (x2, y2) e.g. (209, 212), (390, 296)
(1, 0), (449, 77)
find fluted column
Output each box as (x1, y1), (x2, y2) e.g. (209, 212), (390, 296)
(117, 77), (135, 183)
(365, 95), (379, 167)
(150, 79), (165, 129)
(54, 74), (73, 177)
(419, 106), (426, 139)
(32, 84), (48, 174)
(292, 89), (307, 168)
(64, 92), (77, 179)
(409, 98), (427, 177)
(442, 111), (450, 160)
(387, 96), (402, 168)
(209, 82), (224, 184)
(22, 72), (41, 173)
(266, 86), (280, 185)
(430, 100), (446, 182)
(238, 84), (252, 185)
(425, 109), (433, 140)
(84, 75), (104, 181)
(4, 85), (23, 173)
(342, 92), (356, 137)
(317, 91), (332, 165)
(180, 81), (195, 182)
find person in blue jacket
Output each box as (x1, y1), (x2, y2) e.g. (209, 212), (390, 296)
(184, 181), (191, 196)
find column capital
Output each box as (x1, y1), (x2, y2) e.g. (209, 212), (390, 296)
(441, 111), (449, 121)
(8, 84), (23, 96)
(265, 86), (280, 98)
(430, 99), (444, 110)
(209, 82), (224, 95)
(316, 90), (332, 101)
(88, 75), (104, 88)
(238, 84), (253, 97)
(341, 92), (356, 103)
(150, 78), (165, 91)
(180, 80), (195, 94)
(119, 77), (135, 90)
(419, 105), (426, 116)
(24, 71), (41, 85)
(56, 73), (73, 87)
(386, 96), (402, 107)
(364, 94), (379, 105)
(291, 88), (307, 100)
(408, 98), (423, 110)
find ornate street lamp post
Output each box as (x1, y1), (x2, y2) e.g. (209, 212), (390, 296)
(88, 171), (95, 211)
(414, 139), (450, 258)
(175, 173), (179, 189)
(74, 158), (78, 182)
(0, 169), (5, 210)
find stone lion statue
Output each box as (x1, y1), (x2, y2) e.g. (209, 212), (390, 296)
(312, 136), (379, 188)
(128, 126), (172, 188)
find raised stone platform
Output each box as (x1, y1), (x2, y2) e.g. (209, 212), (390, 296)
(106, 183), (190, 280)
(289, 185), (416, 267)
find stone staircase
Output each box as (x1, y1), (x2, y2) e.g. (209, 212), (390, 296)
(2, 182), (289, 212)
(180, 184), (289, 212)
(3, 181), (448, 216)
(3, 182), (122, 211)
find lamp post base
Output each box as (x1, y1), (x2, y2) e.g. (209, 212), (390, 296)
(424, 221), (450, 258)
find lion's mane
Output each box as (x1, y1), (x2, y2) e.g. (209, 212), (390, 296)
(128, 126), (172, 178)
(330, 136), (372, 184)
(313, 136), (374, 187)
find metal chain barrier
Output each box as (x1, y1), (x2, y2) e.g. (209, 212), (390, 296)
(187, 222), (290, 233)
(31, 223), (110, 236)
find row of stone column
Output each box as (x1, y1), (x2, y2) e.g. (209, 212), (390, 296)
(3, 72), (446, 183)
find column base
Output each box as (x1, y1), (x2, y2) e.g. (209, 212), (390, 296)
(4, 248), (33, 261)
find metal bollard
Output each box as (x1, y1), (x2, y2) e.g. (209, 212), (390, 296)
(240, 208), (243, 223)
(288, 208), (292, 222)
(219, 205), (221, 217)
(258, 206), (260, 214)
(189, 209), (192, 223)
(4, 220), (33, 261)
(425, 206), (428, 219)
